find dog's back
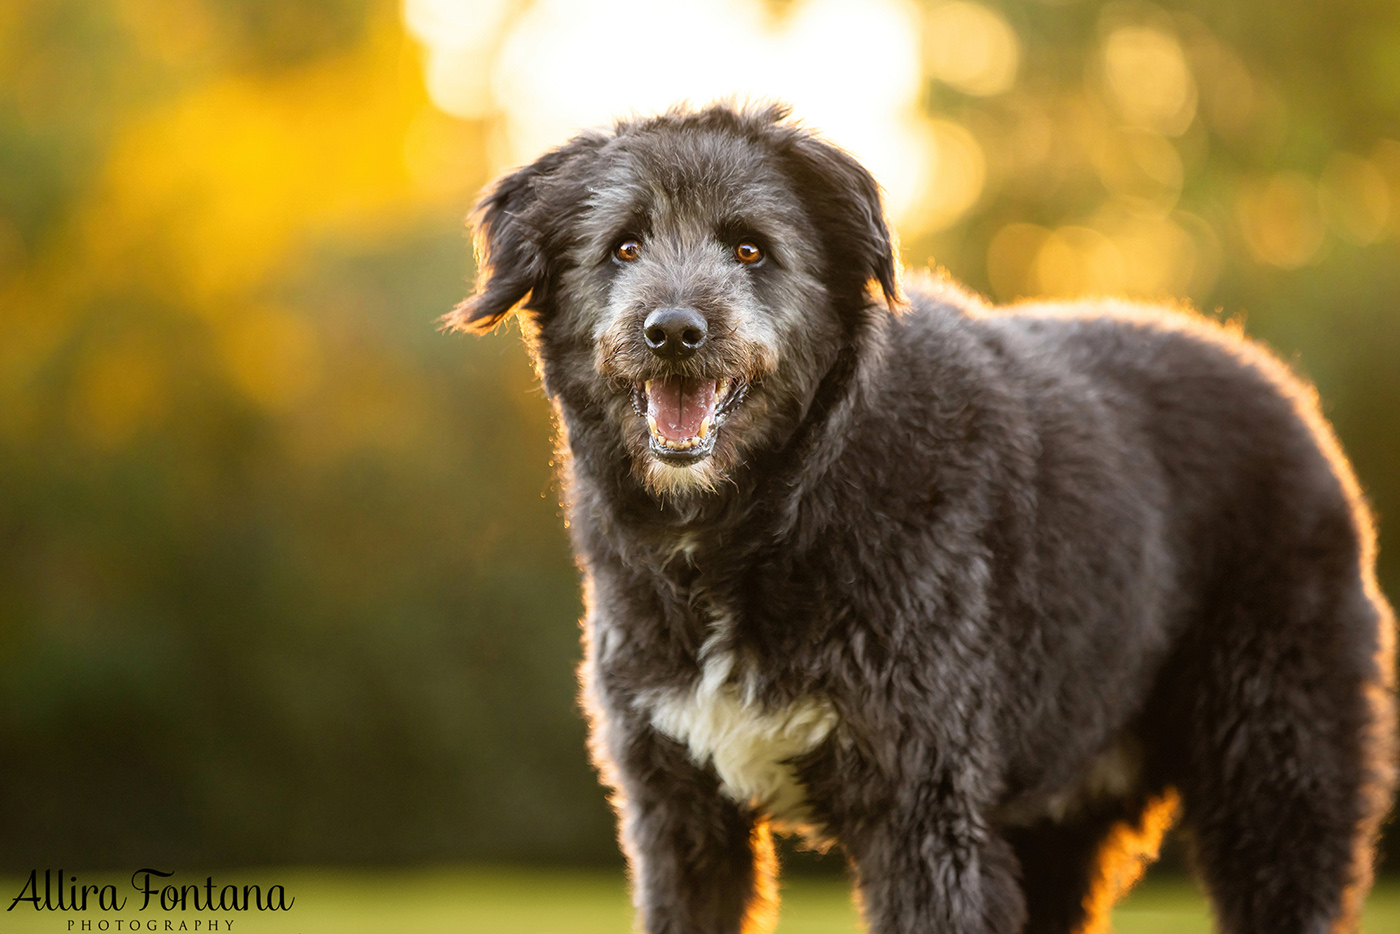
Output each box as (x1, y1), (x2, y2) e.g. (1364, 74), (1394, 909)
(902, 291), (1395, 930)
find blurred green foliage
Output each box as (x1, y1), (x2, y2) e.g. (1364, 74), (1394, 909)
(0, 0), (1397, 873)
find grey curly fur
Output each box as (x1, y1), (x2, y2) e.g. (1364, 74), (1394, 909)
(448, 103), (1397, 934)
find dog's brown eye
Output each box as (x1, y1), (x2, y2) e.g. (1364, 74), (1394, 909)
(735, 241), (763, 265)
(614, 239), (642, 262)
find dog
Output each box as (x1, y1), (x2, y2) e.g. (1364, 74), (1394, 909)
(447, 103), (1396, 934)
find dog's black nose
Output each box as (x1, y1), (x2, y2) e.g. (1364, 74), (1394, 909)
(643, 307), (708, 359)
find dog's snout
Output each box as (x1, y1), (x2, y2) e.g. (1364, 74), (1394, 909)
(643, 307), (708, 359)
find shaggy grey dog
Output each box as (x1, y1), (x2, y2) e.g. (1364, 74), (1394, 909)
(448, 104), (1396, 934)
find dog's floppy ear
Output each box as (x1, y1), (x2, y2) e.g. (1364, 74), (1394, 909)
(783, 135), (900, 310)
(445, 133), (608, 333)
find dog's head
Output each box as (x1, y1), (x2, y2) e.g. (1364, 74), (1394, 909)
(448, 103), (898, 500)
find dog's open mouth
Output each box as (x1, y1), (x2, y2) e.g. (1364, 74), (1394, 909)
(631, 376), (748, 462)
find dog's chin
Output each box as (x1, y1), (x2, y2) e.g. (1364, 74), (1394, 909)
(642, 455), (725, 499)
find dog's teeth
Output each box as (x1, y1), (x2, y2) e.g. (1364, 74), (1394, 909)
(698, 416), (711, 439)
(647, 414), (659, 437)
(717, 377), (730, 398)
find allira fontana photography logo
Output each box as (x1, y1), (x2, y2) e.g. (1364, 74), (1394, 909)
(8, 869), (294, 930)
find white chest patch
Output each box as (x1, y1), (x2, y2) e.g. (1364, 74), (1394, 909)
(642, 653), (838, 828)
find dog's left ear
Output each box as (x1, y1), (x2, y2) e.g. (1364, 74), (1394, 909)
(782, 135), (900, 310)
(445, 133), (608, 333)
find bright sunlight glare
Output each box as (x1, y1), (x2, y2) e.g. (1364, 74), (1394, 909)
(404, 0), (977, 232)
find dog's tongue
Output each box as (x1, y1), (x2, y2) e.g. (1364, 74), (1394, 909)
(648, 377), (716, 442)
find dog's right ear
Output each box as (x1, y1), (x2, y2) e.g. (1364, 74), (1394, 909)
(444, 133), (607, 333)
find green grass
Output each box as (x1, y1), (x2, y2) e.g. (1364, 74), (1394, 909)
(1, 868), (1395, 933)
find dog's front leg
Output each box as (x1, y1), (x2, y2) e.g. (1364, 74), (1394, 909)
(589, 698), (776, 934)
(846, 788), (1025, 934)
